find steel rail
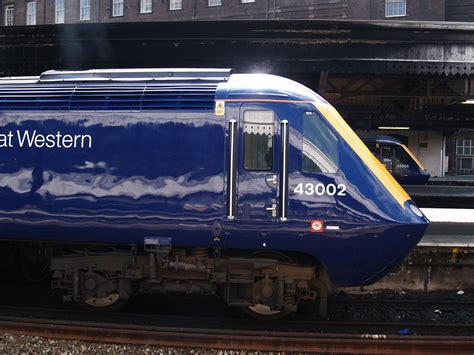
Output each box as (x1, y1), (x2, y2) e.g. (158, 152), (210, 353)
(332, 298), (474, 306)
(0, 316), (473, 354)
(0, 304), (473, 332)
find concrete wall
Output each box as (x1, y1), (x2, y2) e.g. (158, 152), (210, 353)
(343, 245), (474, 293)
(407, 131), (444, 177)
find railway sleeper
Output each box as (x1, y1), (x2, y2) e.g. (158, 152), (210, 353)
(50, 245), (327, 318)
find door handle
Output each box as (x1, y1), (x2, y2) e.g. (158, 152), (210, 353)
(266, 175), (278, 185)
(227, 120), (237, 220)
(266, 203), (277, 218)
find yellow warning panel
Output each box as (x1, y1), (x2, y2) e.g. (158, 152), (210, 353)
(215, 100), (225, 116)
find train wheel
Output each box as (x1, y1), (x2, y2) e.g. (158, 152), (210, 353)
(80, 293), (127, 311)
(241, 251), (293, 320)
(242, 304), (290, 320)
(78, 271), (128, 311)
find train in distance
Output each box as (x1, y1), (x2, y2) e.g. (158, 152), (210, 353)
(0, 68), (429, 318)
(362, 136), (431, 185)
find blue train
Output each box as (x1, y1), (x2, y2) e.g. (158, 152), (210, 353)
(0, 69), (429, 318)
(362, 136), (431, 185)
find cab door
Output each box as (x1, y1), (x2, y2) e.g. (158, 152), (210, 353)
(236, 107), (281, 221)
(380, 145), (395, 174)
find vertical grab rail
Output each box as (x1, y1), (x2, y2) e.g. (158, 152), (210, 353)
(227, 119), (237, 220)
(280, 120), (289, 221)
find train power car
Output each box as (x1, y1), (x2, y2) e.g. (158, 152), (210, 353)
(0, 69), (429, 318)
(362, 136), (431, 185)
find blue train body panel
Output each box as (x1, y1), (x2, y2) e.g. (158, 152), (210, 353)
(0, 70), (429, 287)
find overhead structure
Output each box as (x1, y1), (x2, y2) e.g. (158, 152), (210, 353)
(1, 20), (474, 75)
(1, 20), (474, 130)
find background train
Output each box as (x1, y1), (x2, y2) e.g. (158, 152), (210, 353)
(0, 69), (429, 318)
(362, 136), (431, 185)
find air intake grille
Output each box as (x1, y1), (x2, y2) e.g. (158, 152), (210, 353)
(0, 85), (76, 110)
(0, 82), (219, 111)
(141, 83), (217, 110)
(70, 84), (144, 110)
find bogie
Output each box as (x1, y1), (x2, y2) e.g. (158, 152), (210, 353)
(50, 245), (327, 318)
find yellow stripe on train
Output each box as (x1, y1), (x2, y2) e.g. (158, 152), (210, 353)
(402, 144), (427, 171)
(313, 101), (411, 208)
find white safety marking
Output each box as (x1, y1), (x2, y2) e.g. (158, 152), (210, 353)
(418, 241), (471, 248)
(326, 226), (340, 231)
(420, 208), (474, 223)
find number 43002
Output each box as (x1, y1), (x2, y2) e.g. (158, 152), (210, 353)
(293, 183), (346, 196)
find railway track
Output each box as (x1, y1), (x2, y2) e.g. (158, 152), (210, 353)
(332, 297), (474, 307)
(1, 284), (473, 352)
(0, 304), (473, 353)
(0, 313), (473, 354)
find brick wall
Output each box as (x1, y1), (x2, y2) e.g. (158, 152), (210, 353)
(348, 0), (445, 21)
(0, 0), (451, 26)
(447, 0), (474, 21)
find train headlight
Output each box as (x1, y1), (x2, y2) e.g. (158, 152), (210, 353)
(409, 203), (424, 218)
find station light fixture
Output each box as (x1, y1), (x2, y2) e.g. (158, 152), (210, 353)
(378, 126), (410, 130)
(461, 99), (474, 104)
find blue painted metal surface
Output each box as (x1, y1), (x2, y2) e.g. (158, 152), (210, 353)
(0, 71), (429, 287)
(362, 135), (431, 185)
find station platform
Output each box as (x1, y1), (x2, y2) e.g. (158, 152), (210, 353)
(428, 176), (474, 186)
(418, 208), (474, 248)
(421, 208), (474, 224)
(404, 185), (474, 198)
(419, 234), (474, 248)
(403, 185), (474, 208)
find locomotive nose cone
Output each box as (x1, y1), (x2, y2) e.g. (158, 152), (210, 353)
(406, 201), (430, 226)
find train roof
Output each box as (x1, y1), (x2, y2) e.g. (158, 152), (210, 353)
(0, 68), (327, 111)
(0, 68), (234, 83)
(361, 135), (404, 145)
(221, 73), (327, 103)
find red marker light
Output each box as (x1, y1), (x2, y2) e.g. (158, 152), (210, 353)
(310, 220), (324, 233)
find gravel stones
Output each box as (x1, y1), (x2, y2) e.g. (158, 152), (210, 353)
(0, 334), (290, 355)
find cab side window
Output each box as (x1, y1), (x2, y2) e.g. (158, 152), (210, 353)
(381, 145), (394, 172)
(243, 110), (274, 171)
(302, 111), (338, 173)
(393, 145), (410, 173)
